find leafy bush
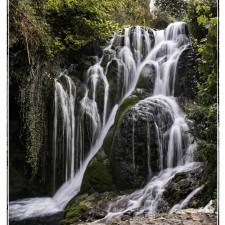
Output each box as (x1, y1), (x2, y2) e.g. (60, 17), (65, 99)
(152, 0), (188, 20)
(186, 0), (218, 199)
(44, 0), (119, 52)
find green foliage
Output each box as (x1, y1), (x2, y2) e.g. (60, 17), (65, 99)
(9, 0), (56, 178)
(153, 0), (188, 20)
(150, 9), (176, 29)
(197, 16), (217, 105)
(19, 69), (52, 177)
(9, 0), (56, 62)
(111, 0), (154, 27)
(44, 0), (119, 52)
(185, 0), (217, 41)
(186, 0), (217, 199)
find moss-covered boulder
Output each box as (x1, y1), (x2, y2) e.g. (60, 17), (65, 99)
(110, 96), (174, 190)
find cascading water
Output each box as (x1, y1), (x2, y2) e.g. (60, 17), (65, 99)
(96, 22), (199, 221)
(53, 73), (77, 192)
(9, 22), (198, 221)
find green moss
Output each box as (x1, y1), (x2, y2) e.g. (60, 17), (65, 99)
(113, 95), (138, 136)
(80, 153), (115, 194)
(101, 127), (114, 157)
(60, 204), (88, 225)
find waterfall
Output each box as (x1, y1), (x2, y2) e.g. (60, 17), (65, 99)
(52, 74), (77, 190)
(96, 22), (198, 220)
(9, 22), (196, 221)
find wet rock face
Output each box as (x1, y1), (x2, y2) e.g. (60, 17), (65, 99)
(136, 63), (156, 94)
(129, 26), (155, 53)
(111, 98), (174, 190)
(175, 45), (199, 103)
(60, 192), (122, 225)
(106, 59), (125, 111)
(163, 166), (204, 208)
(87, 75), (105, 117)
(61, 192), (217, 225)
(80, 150), (115, 194)
(100, 49), (116, 68)
(112, 36), (123, 49)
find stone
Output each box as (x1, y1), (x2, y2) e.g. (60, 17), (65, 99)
(163, 166), (204, 208)
(110, 97), (174, 190)
(136, 63), (156, 94)
(175, 45), (199, 104)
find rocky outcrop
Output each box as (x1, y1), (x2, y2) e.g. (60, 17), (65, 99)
(175, 44), (199, 104)
(59, 190), (217, 225)
(106, 58), (125, 111)
(60, 192), (123, 225)
(135, 62), (157, 94)
(163, 166), (204, 208)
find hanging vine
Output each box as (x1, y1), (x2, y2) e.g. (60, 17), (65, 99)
(10, 0), (54, 178)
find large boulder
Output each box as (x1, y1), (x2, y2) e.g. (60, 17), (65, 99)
(110, 97), (174, 190)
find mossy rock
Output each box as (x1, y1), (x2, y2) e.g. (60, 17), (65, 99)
(60, 204), (88, 225)
(112, 95), (139, 137)
(110, 95), (175, 190)
(80, 151), (115, 194)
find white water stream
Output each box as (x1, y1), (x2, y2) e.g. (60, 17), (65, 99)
(9, 22), (198, 221)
